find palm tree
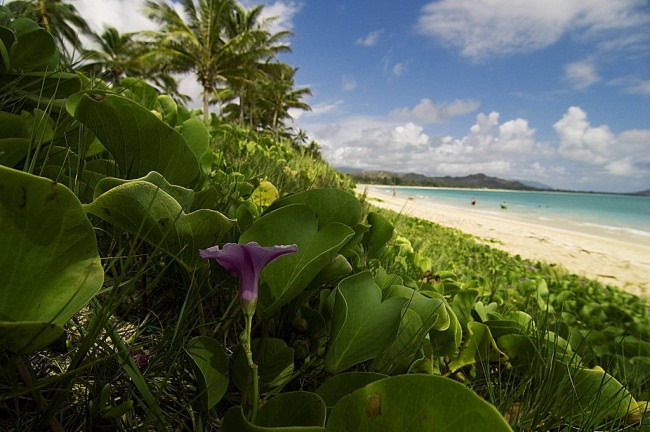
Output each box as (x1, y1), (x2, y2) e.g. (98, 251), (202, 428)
(143, 0), (238, 122)
(83, 26), (140, 84)
(254, 63), (311, 135)
(81, 26), (190, 103)
(7, 0), (94, 59)
(222, 3), (292, 126)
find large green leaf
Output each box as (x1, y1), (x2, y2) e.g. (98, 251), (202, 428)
(93, 171), (195, 211)
(0, 110), (54, 167)
(1, 72), (81, 111)
(85, 180), (233, 269)
(255, 392), (326, 428)
(0, 138), (29, 167)
(8, 20), (55, 70)
(186, 336), (229, 411)
(240, 204), (355, 317)
(232, 338), (294, 392)
(430, 303), (463, 357)
(326, 375), (513, 431)
(265, 188), (362, 228)
(119, 77), (159, 109)
(372, 308), (423, 374)
(315, 372), (387, 409)
(325, 272), (406, 374)
(449, 321), (505, 373)
(222, 406), (325, 432)
(154, 95), (177, 126)
(452, 288), (479, 331)
(363, 211), (393, 258)
(0, 166), (103, 352)
(385, 285), (449, 332)
(0, 25), (15, 71)
(541, 362), (640, 425)
(66, 92), (200, 186)
(179, 118), (212, 176)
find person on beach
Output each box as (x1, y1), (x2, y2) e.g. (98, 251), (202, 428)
(392, 189), (396, 197)
(471, 197), (476, 206)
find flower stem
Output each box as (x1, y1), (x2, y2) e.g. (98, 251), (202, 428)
(242, 310), (259, 422)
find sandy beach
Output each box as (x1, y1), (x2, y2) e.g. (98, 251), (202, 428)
(357, 185), (650, 298)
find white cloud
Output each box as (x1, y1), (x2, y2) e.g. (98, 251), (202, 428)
(605, 158), (637, 176)
(626, 79), (650, 95)
(356, 30), (383, 47)
(341, 75), (357, 91)
(296, 105), (649, 191)
(177, 74), (204, 108)
(416, 0), (650, 60)
(76, 0), (158, 35)
(553, 107), (650, 178)
(289, 99), (344, 120)
(392, 63), (405, 77)
(390, 98), (480, 124)
(257, 1), (302, 34)
(565, 59), (601, 89)
(553, 106), (614, 164)
(301, 111), (541, 177)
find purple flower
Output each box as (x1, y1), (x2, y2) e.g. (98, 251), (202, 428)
(526, 265), (537, 271)
(199, 242), (297, 313)
(130, 350), (149, 369)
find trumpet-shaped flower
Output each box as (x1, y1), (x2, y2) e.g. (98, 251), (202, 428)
(199, 242), (297, 313)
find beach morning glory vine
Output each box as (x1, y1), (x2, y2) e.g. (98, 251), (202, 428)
(199, 241), (297, 314)
(199, 241), (297, 420)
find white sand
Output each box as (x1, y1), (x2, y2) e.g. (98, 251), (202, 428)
(357, 185), (650, 298)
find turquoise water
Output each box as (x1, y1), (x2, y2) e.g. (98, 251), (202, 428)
(369, 186), (650, 242)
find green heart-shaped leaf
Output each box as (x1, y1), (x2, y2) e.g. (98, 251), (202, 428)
(86, 179), (233, 270)
(449, 321), (506, 373)
(222, 406), (324, 432)
(240, 204), (355, 317)
(66, 92), (200, 186)
(9, 26), (55, 69)
(315, 372), (387, 409)
(325, 272), (406, 374)
(186, 336), (229, 411)
(256, 392), (326, 428)
(265, 188), (362, 228)
(326, 375), (513, 431)
(364, 212), (393, 258)
(0, 166), (103, 352)
(232, 338), (294, 391)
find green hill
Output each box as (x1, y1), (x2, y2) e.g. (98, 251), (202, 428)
(349, 170), (538, 190)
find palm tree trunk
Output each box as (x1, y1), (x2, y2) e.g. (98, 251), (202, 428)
(239, 89), (245, 125)
(272, 110), (278, 139)
(203, 88), (210, 125)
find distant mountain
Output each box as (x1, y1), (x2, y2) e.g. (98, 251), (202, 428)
(516, 180), (554, 190)
(347, 170), (541, 191)
(633, 189), (650, 197)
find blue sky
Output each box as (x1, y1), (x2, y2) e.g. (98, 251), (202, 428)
(76, 0), (650, 192)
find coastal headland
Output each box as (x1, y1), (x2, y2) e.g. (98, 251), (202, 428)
(357, 185), (650, 298)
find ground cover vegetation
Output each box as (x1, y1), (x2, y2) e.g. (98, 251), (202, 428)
(0, 1), (649, 430)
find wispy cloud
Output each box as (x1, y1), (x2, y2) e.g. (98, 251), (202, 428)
(356, 29), (384, 47)
(389, 98), (480, 124)
(256, 1), (302, 33)
(392, 63), (405, 77)
(610, 77), (650, 96)
(564, 59), (601, 89)
(297, 107), (650, 191)
(416, 0), (650, 61)
(341, 75), (357, 91)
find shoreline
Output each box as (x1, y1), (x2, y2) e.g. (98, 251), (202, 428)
(357, 185), (650, 298)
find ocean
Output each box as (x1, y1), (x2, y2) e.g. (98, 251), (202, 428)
(367, 186), (650, 244)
